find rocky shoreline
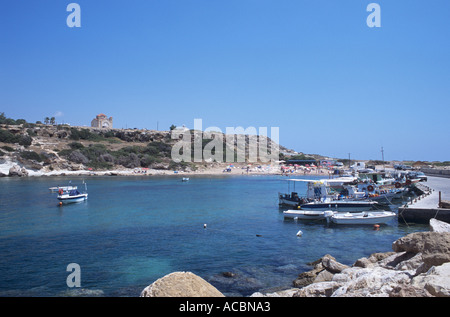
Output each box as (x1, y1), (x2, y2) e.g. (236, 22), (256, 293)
(141, 219), (450, 297)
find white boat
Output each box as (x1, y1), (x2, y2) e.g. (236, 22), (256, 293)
(182, 177), (190, 182)
(57, 190), (88, 204)
(57, 182), (88, 204)
(300, 199), (378, 212)
(283, 209), (328, 220)
(279, 177), (359, 207)
(49, 185), (77, 193)
(325, 210), (396, 225)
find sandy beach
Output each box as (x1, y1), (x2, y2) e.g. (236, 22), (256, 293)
(0, 157), (332, 178)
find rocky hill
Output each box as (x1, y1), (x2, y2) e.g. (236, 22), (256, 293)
(0, 123), (293, 176)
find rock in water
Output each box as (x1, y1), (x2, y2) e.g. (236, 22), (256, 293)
(140, 271), (224, 297)
(8, 165), (28, 177)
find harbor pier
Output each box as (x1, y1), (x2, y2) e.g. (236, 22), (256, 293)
(398, 182), (450, 224)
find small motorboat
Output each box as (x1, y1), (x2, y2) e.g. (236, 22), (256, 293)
(283, 209), (329, 220)
(182, 177), (190, 182)
(57, 189), (88, 204)
(300, 199), (378, 212)
(57, 182), (88, 204)
(324, 210), (396, 225)
(49, 185), (77, 193)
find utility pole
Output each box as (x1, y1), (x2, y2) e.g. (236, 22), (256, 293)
(381, 146), (385, 171)
(348, 153), (351, 168)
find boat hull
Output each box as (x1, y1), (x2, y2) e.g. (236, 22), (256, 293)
(329, 211), (396, 225)
(283, 210), (327, 220)
(279, 197), (301, 207)
(57, 194), (88, 204)
(300, 201), (377, 212)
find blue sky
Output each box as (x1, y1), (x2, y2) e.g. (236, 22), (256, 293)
(1, 1), (449, 161)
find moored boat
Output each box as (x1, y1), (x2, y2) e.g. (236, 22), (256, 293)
(57, 190), (88, 204)
(283, 209), (328, 220)
(49, 185), (77, 193)
(57, 182), (88, 204)
(324, 210), (396, 225)
(300, 199), (378, 212)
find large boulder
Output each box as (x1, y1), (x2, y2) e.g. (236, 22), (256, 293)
(293, 254), (349, 288)
(8, 165), (28, 177)
(140, 272), (225, 297)
(392, 232), (450, 273)
(411, 262), (450, 297)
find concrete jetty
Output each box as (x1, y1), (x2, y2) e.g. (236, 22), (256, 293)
(398, 182), (450, 224)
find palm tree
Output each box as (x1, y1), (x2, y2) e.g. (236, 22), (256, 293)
(44, 117), (50, 125)
(50, 117), (56, 125)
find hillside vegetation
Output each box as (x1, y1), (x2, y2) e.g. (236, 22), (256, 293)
(0, 113), (285, 174)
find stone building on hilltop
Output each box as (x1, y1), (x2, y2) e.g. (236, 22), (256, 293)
(91, 113), (113, 128)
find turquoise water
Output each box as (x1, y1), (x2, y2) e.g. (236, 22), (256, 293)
(0, 175), (427, 296)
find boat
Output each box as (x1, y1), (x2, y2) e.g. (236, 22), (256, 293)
(57, 190), (88, 204)
(279, 177), (360, 208)
(49, 185), (77, 193)
(279, 177), (382, 211)
(182, 177), (190, 182)
(57, 182), (88, 204)
(324, 210), (396, 225)
(283, 209), (329, 220)
(354, 172), (410, 204)
(279, 191), (303, 207)
(300, 199), (378, 212)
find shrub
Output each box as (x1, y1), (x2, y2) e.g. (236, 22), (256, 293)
(68, 142), (84, 150)
(116, 153), (140, 168)
(1, 145), (14, 152)
(99, 153), (115, 163)
(20, 151), (42, 162)
(18, 135), (32, 146)
(68, 150), (89, 164)
(26, 128), (37, 137)
(146, 141), (171, 157)
(103, 131), (115, 138)
(0, 129), (19, 143)
(69, 128), (104, 141)
(140, 154), (160, 167)
(58, 149), (74, 158)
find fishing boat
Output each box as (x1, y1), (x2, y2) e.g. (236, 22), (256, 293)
(324, 210), (396, 225)
(49, 185), (77, 193)
(57, 182), (88, 204)
(279, 191), (303, 207)
(57, 190), (88, 204)
(279, 177), (361, 208)
(299, 199), (378, 212)
(283, 209), (329, 220)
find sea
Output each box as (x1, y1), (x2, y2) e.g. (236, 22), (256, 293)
(0, 175), (428, 297)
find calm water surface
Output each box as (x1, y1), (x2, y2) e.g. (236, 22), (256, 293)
(0, 175), (427, 296)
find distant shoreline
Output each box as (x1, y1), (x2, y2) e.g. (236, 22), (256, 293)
(0, 160), (332, 178)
